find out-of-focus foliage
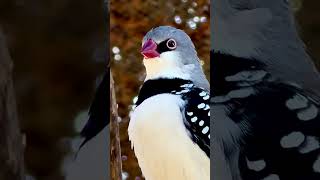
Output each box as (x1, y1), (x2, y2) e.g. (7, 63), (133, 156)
(110, 0), (209, 179)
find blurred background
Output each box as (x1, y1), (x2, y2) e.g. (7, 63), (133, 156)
(0, 0), (319, 180)
(0, 0), (108, 180)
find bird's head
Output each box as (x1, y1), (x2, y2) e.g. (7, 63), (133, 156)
(141, 26), (209, 90)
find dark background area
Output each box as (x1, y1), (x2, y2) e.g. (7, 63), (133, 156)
(297, 0), (320, 68)
(0, 0), (107, 179)
(0, 0), (319, 180)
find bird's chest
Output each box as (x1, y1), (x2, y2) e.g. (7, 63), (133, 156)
(129, 94), (185, 146)
(128, 94), (209, 180)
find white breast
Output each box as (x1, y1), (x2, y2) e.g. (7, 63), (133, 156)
(128, 94), (210, 180)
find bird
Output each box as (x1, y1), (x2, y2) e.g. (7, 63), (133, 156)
(128, 26), (210, 180)
(212, 1), (320, 180)
(79, 72), (109, 149)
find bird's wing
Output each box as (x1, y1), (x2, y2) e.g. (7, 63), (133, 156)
(179, 85), (211, 157)
(79, 73), (109, 149)
(219, 80), (320, 179)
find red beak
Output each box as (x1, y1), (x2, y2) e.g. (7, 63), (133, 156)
(141, 39), (160, 59)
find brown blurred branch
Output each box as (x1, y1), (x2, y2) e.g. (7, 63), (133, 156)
(0, 28), (25, 179)
(110, 70), (122, 180)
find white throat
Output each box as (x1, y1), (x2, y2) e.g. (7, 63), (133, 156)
(143, 52), (192, 81)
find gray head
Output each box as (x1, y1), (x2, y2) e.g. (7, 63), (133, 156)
(212, 0), (320, 93)
(141, 26), (209, 90)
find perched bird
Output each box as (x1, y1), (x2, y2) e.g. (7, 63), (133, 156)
(212, 1), (320, 180)
(128, 26), (210, 180)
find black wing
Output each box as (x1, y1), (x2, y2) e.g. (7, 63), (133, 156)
(224, 82), (320, 180)
(179, 85), (211, 157)
(79, 72), (109, 149)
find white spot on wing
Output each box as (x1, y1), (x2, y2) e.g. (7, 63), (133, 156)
(298, 136), (320, 154)
(297, 104), (318, 121)
(280, 131), (305, 148)
(199, 91), (206, 97)
(191, 117), (198, 122)
(180, 89), (190, 93)
(213, 88), (254, 103)
(203, 95), (210, 100)
(225, 70), (267, 82)
(199, 120), (204, 126)
(246, 158), (266, 171)
(202, 126), (209, 134)
(187, 112), (193, 116)
(228, 88), (254, 99)
(286, 94), (308, 110)
(198, 103), (205, 109)
(313, 155), (320, 173)
(262, 174), (280, 180)
(180, 84), (193, 88)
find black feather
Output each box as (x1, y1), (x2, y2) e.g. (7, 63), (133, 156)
(212, 51), (320, 179)
(182, 86), (210, 157)
(79, 72), (109, 150)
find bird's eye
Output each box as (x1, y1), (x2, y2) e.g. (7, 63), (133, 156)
(166, 39), (177, 50)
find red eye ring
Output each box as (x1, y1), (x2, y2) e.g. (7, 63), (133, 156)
(166, 39), (177, 50)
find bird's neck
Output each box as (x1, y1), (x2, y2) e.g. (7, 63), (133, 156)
(136, 78), (193, 106)
(143, 57), (191, 81)
(211, 51), (269, 95)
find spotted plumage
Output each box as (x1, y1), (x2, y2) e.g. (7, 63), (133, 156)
(134, 78), (210, 157)
(212, 52), (320, 180)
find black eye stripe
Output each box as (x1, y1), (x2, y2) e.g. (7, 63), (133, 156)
(156, 39), (176, 54)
